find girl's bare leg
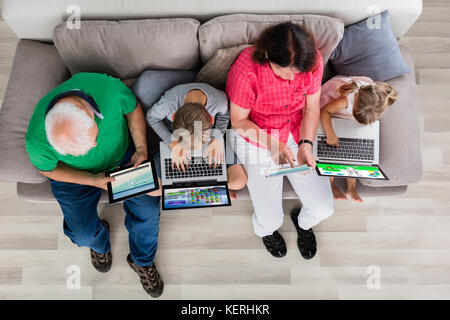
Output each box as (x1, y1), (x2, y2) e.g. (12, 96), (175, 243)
(345, 178), (363, 202)
(330, 177), (347, 200)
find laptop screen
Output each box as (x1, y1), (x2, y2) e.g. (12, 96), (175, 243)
(316, 162), (388, 180)
(162, 184), (231, 210)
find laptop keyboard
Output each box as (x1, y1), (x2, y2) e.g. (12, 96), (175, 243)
(317, 136), (375, 161)
(164, 157), (223, 180)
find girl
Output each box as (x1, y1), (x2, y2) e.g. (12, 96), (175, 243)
(320, 75), (398, 202)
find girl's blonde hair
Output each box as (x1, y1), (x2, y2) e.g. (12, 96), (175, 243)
(173, 103), (213, 149)
(338, 80), (398, 125)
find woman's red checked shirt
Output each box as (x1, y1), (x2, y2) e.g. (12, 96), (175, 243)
(226, 46), (323, 147)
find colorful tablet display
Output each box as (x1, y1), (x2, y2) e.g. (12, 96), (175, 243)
(316, 163), (387, 179)
(163, 185), (230, 209)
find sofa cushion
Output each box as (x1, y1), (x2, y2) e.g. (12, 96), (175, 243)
(359, 45), (422, 187)
(53, 18), (201, 79)
(196, 44), (252, 90)
(0, 40), (70, 184)
(132, 70), (196, 112)
(198, 14), (344, 65)
(329, 11), (411, 81)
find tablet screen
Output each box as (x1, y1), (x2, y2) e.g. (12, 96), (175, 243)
(316, 163), (388, 180)
(163, 185), (230, 210)
(108, 160), (158, 202)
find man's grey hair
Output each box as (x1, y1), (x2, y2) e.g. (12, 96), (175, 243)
(45, 101), (96, 156)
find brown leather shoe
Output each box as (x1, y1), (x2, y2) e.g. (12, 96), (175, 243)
(90, 220), (112, 273)
(127, 254), (164, 298)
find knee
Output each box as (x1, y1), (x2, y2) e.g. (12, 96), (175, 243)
(228, 165), (248, 191)
(229, 175), (247, 191)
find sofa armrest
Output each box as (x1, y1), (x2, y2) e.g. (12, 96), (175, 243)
(0, 40), (70, 183)
(359, 45), (422, 187)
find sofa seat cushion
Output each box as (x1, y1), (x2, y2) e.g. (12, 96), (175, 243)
(359, 45), (422, 187)
(198, 14), (344, 65)
(0, 40), (70, 184)
(53, 18), (201, 79)
(16, 178), (407, 203)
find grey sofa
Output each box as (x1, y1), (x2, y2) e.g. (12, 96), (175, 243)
(0, 0), (423, 202)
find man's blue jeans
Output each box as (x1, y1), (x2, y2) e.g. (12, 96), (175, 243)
(49, 145), (161, 267)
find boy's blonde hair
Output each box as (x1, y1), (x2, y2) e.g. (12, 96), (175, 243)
(173, 103), (213, 149)
(338, 80), (398, 125)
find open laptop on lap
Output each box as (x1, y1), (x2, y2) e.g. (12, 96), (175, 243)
(313, 118), (388, 180)
(160, 136), (231, 210)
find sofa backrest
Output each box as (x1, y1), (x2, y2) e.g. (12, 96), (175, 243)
(2, 0), (422, 41)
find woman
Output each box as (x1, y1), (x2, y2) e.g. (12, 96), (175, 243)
(226, 22), (334, 259)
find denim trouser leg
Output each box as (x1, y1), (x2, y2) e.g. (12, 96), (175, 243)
(50, 179), (111, 254)
(123, 194), (160, 267)
(123, 151), (161, 267)
(50, 147), (162, 266)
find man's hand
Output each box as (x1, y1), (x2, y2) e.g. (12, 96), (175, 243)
(203, 138), (224, 168)
(170, 140), (191, 172)
(130, 147), (148, 168)
(147, 178), (162, 197)
(270, 141), (296, 167)
(326, 134), (339, 147)
(297, 143), (316, 168)
(90, 172), (115, 191)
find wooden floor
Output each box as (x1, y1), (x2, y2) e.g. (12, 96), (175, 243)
(1, 1), (450, 300)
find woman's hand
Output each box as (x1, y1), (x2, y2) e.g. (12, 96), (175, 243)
(170, 140), (191, 172)
(90, 172), (115, 191)
(203, 138), (224, 168)
(297, 143), (316, 168)
(270, 141), (296, 167)
(326, 134), (339, 147)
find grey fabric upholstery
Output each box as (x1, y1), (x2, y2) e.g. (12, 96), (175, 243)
(132, 70), (196, 113)
(198, 14), (344, 65)
(196, 44), (252, 90)
(359, 45), (422, 187)
(329, 11), (411, 81)
(16, 176), (407, 202)
(53, 18), (201, 79)
(0, 40), (70, 184)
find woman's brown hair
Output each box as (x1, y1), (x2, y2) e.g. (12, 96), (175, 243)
(173, 103), (213, 148)
(338, 80), (398, 125)
(252, 22), (317, 72)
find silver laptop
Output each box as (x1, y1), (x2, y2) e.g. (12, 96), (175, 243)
(160, 136), (231, 210)
(313, 118), (388, 180)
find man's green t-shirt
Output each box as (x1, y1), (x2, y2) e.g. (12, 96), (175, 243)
(25, 73), (138, 173)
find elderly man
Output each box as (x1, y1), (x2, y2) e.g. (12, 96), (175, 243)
(25, 72), (163, 298)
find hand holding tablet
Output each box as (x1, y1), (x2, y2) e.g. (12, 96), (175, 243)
(106, 158), (159, 203)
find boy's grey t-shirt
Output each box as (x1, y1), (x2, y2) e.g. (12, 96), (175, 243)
(146, 83), (230, 144)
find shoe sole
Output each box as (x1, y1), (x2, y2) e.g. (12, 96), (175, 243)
(290, 208), (316, 260)
(127, 255), (164, 298)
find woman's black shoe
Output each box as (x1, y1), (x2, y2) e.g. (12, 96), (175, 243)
(262, 231), (287, 258)
(290, 208), (317, 259)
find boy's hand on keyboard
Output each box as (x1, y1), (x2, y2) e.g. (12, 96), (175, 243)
(203, 138), (224, 168)
(326, 134), (339, 147)
(170, 141), (191, 172)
